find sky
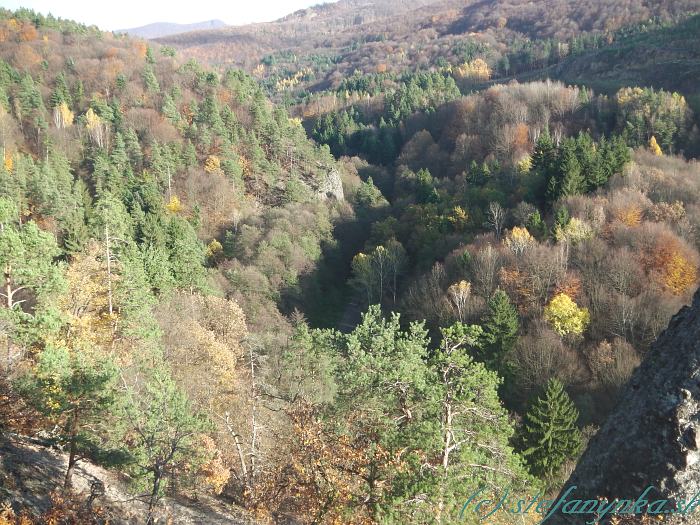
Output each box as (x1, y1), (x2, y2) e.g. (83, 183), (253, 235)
(2, 0), (333, 30)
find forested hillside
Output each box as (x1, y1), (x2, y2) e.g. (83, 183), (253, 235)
(157, 0), (698, 96)
(117, 20), (227, 40)
(1, 2), (700, 525)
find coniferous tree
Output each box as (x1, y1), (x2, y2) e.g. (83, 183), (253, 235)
(556, 140), (585, 198)
(166, 216), (206, 291)
(480, 289), (519, 378)
(527, 209), (547, 239)
(121, 367), (209, 525)
(520, 378), (582, 482)
(50, 71), (72, 108)
(0, 198), (64, 315)
(142, 64), (160, 93)
(123, 128), (143, 171)
(17, 343), (119, 488)
(553, 205), (570, 231)
(532, 130), (557, 181)
(162, 93), (180, 124)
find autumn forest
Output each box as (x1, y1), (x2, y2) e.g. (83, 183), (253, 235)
(0, 1), (699, 524)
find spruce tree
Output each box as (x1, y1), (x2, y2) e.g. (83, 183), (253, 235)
(166, 216), (206, 291)
(556, 141), (585, 198)
(520, 378), (582, 481)
(142, 64), (160, 93)
(480, 289), (519, 378)
(50, 71), (72, 107)
(532, 130), (557, 180)
(553, 205), (570, 231)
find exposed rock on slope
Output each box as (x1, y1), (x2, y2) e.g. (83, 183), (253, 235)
(549, 291), (700, 524)
(0, 435), (254, 524)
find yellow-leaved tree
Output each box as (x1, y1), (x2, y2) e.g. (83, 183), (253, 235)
(543, 293), (590, 336)
(454, 58), (491, 81)
(53, 102), (74, 129)
(165, 194), (183, 214)
(447, 280), (471, 322)
(84, 108), (106, 148)
(58, 241), (118, 349)
(554, 217), (594, 245)
(649, 135), (663, 156)
(204, 155), (221, 174)
(504, 226), (535, 255)
(660, 250), (697, 295)
(156, 292), (249, 496)
(3, 151), (12, 173)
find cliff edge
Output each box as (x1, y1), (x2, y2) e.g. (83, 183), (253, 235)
(550, 291), (700, 524)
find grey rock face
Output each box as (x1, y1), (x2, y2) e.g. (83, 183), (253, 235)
(548, 291), (700, 524)
(315, 168), (344, 201)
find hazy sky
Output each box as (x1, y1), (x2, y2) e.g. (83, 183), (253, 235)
(3, 1), (333, 30)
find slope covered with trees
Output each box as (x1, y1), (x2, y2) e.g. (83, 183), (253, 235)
(157, 0), (698, 99)
(2, 3), (700, 525)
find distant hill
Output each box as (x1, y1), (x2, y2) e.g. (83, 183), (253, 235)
(155, 0), (699, 90)
(117, 19), (227, 39)
(546, 14), (700, 96)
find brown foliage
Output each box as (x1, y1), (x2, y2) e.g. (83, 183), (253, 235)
(12, 44), (41, 70)
(554, 273), (583, 300)
(262, 401), (391, 525)
(16, 22), (37, 43)
(585, 338), (640, 393)
(512, 321), (585, 404)
(499, 267), (533, 312)
(0, 490), (108, 524)
(133, 41), (147, 59)
(641, 225), (698, 295)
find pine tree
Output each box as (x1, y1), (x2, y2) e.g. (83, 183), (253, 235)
(123, 128), (143, 171)
(121, 366), (209, 524)
(145, 46), (156, 65)
(17, 343), (119, 488)
(162, 93), (180, 124)
(74, 79), (84, 104)
(575, 132), (605, 190)
(429, 322), (532, 521)
(520, 378), (582, 482)
(115, 244), (160, 343)
(527, 209), (547, 239)
(548, 139), (585, 202)
(0, 198), (64, 312)
(110, 132), (130, 174)
(166, 216), (206, 291)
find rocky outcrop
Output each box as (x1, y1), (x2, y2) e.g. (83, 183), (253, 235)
(0, 435), (255, 524)
(314, 167), (344, 201)
(549, 291), (700, 524)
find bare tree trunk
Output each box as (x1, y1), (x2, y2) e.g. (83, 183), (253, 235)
(5, 264), (12, 309)
(64, 408), (80, 489)
(166, 165), (172, 200)
(222, 412), (249, 491)
(146, 469), (162, 525)
(436, 399), (453, 524)
(105, 225), (113, 316)
(249, 344), (258, 495)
